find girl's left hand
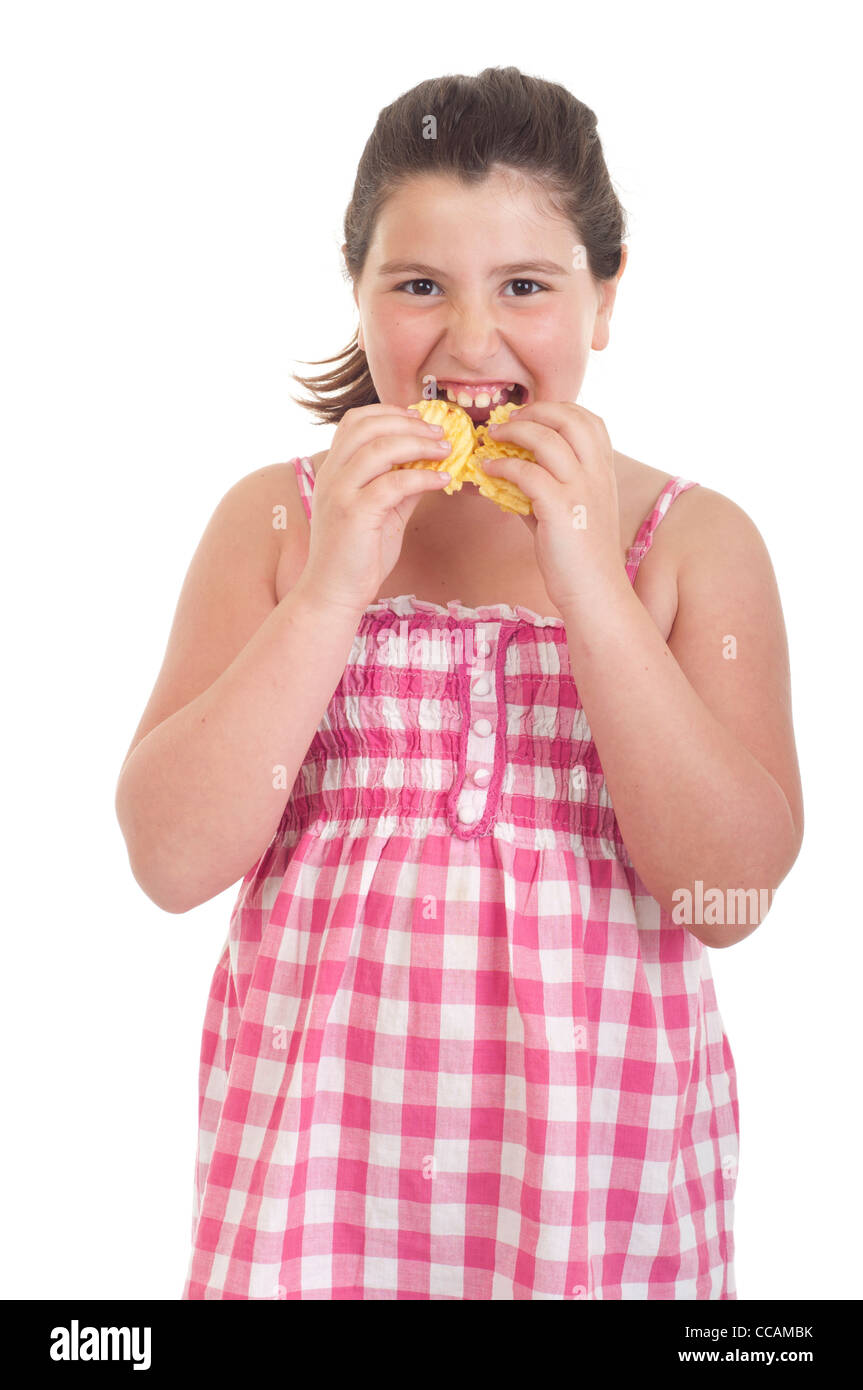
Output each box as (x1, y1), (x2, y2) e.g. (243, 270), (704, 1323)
(482, 401), (626, 611)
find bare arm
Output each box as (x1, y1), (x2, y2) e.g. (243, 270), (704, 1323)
(561, 487), (804, 948)
(115, 466), (361, 913)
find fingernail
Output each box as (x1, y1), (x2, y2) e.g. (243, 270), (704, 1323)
(439, 472), (451, 482)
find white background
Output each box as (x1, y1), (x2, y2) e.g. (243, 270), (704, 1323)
(2, 0), (859, 1299)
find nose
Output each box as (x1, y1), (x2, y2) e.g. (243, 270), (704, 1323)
(442, 293), (503, 364)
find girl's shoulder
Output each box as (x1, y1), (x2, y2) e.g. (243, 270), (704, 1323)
(616, 454), (779, 655)
(616, 451), (764, 573)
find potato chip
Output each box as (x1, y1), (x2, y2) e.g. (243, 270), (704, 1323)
(394, 397), (534, 514)
(392, 398), (476, 493)
(470, 400), (534, 514)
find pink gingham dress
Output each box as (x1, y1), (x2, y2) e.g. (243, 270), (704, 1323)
(181, 461), (739, 1301)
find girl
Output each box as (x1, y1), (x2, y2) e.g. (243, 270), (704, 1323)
(115, 68), (803, 1300)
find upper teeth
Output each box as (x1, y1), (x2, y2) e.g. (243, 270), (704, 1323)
(442, 383), (518, 409)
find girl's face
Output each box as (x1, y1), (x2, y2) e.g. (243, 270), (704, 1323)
(351, 166), (625, 419)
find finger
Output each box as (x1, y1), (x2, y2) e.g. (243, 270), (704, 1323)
(336, 403), (439, 427)
(339, 401), (448, 436)
(481, 453), (544, 511)
(367, 465), (453, 511)
(335, 425), (451, 488)
(490, 403), (605, 474)
(483, 422), (573, 484)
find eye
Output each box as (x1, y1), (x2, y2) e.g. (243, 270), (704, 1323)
(503, 279), (547, 296)
(397, 279), (442, 296)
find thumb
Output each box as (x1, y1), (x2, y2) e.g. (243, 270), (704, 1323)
(396, 469), (450, 523)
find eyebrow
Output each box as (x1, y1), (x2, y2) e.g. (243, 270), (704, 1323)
(375, 259), (571, 278)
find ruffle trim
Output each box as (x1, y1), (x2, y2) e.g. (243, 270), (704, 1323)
(362, 592), (569, 628)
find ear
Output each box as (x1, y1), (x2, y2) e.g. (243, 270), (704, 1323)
(591, 243), (627, 352)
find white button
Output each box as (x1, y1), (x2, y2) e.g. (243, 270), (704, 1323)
(475, 639), (492, 658)
(458, 801), (478, 824)
(472, 678), (491, 697)
(473, 718), (492, 737)
(472, 767), (491, 787)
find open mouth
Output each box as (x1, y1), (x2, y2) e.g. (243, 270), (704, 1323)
(435, 381), (527, 426)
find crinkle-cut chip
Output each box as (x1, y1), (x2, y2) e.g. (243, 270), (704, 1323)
(391, 396), (533, 513)
(473, 399), (535, 461)
(467, 456), (534, 515)
(470, 399), (534, 514)
(391, 398), (476, 493)
(468, 449), (534, 515)
(487, 399), (524, 428)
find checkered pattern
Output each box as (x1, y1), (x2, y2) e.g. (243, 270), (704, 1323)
(181, 464), (739, 1300)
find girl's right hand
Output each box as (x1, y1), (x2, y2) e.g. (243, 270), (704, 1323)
(297, 404), (453, 615)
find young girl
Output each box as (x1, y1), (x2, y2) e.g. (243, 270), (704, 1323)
(116, 68), (803, 1300)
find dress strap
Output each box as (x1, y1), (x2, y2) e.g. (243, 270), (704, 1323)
(290, 456), (315, 523)
(626, 476), (698, 582)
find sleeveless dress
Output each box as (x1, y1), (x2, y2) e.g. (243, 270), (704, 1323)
(181, 462), (739, 1301)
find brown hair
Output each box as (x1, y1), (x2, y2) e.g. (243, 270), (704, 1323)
(290, 66), (628, 427)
